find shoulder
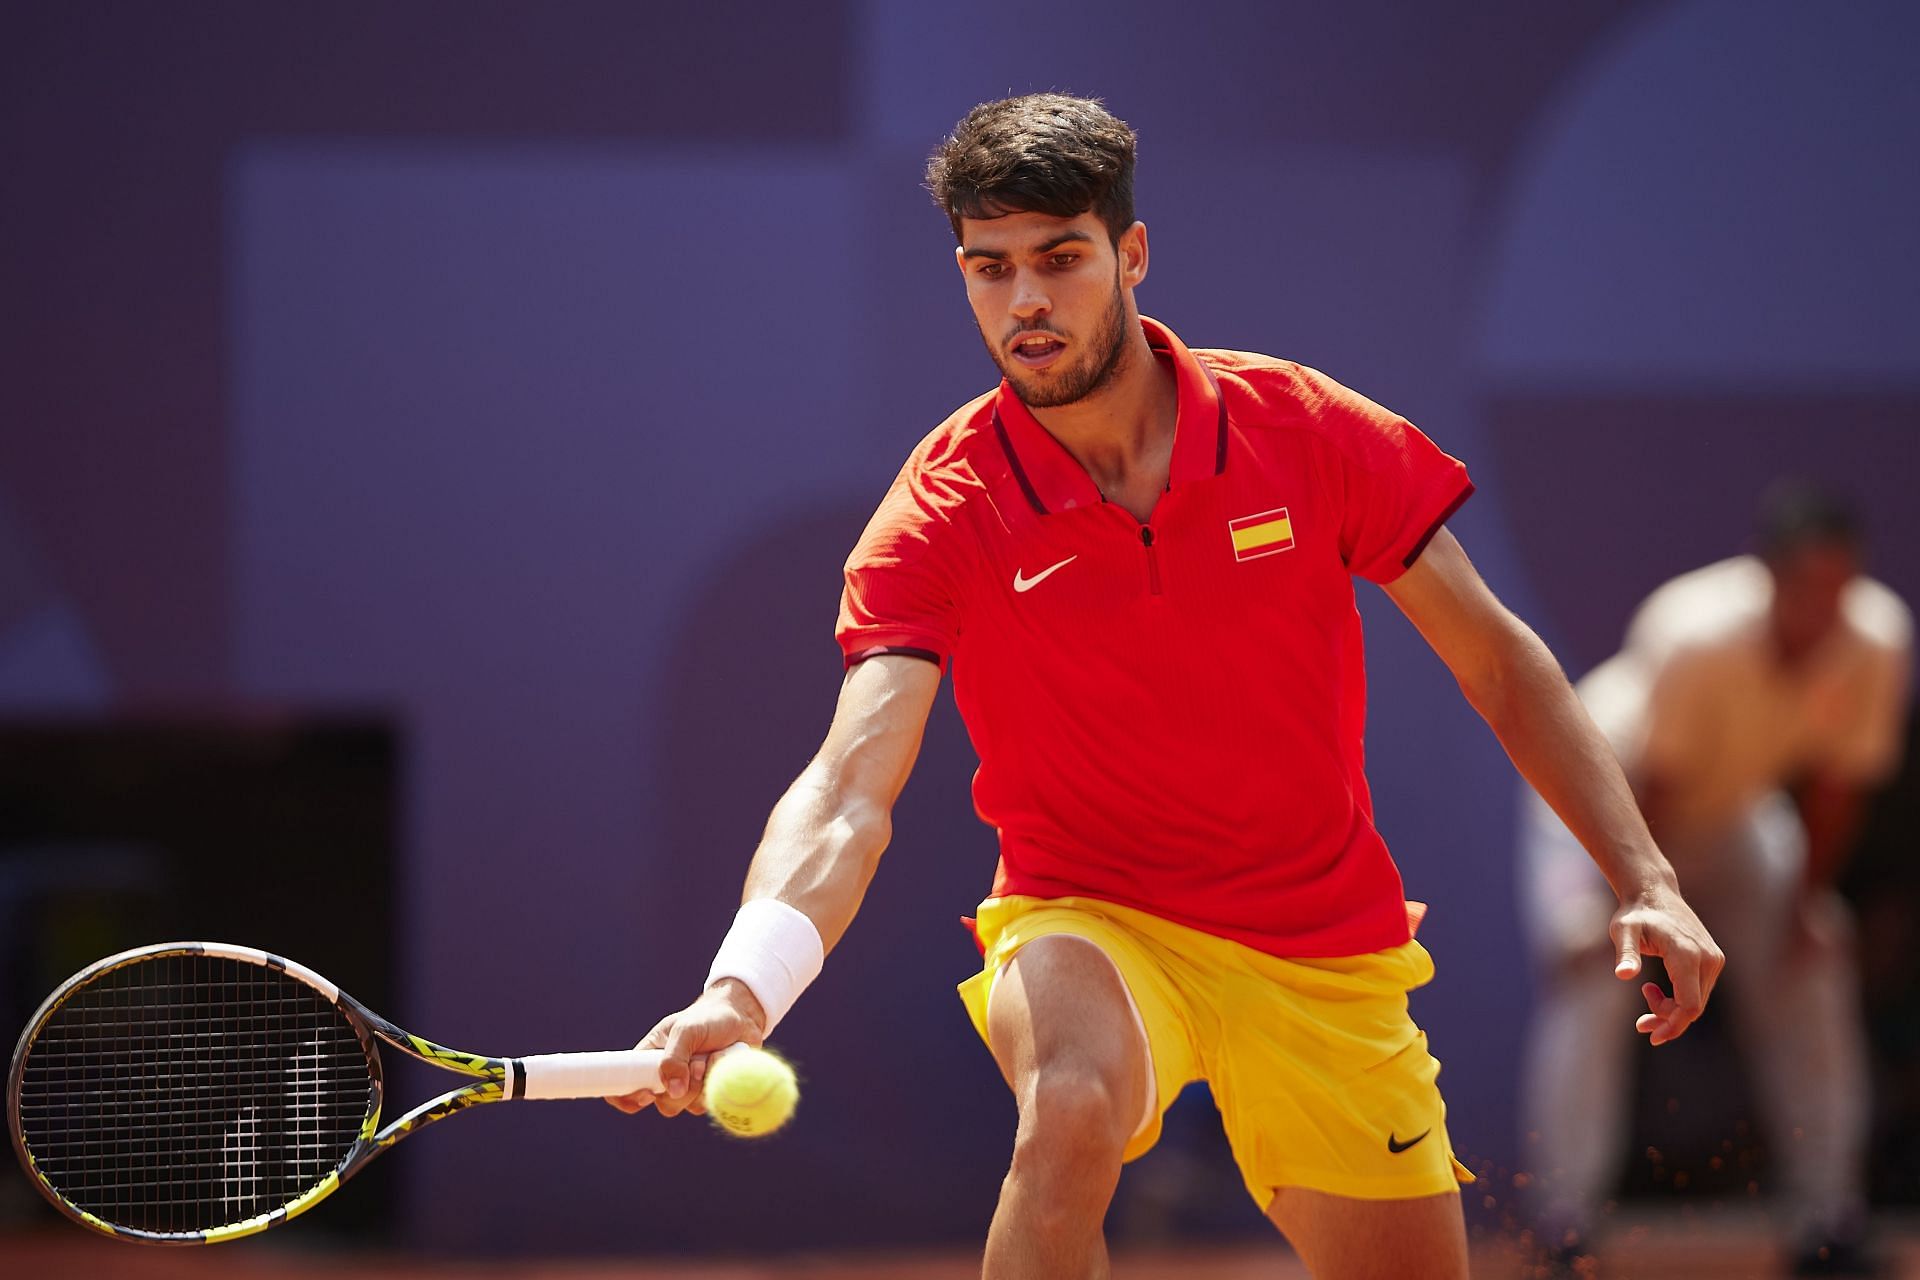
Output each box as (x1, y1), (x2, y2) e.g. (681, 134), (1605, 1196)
(1197, 350), (1396, 427)
(904, 390), (998, 479)
(1844, 575), (1913, 657)
(1572, 652), (1656, 744)
(848, 391), (1001, 572)
(1625, 557), (1768, 660)
(1197, 349), (1431, 464)
(883, 391), (1001, 516)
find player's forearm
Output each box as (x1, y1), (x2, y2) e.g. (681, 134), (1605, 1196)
(700, 654), (936, 1036)
(697, 767), (890, 1039)
(1469, 621), (1678, 901)
(740, 762), (893, 954)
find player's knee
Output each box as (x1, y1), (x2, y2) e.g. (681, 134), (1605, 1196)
(1014, 1063), (1134, 1168)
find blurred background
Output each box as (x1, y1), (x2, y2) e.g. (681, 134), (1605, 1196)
(2, 0), (1916, 1269)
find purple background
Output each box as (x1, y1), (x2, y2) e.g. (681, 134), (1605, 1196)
(3, 0), (1916, 1256)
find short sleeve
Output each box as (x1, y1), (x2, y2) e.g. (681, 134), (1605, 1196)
(1306, 368), (1474, 583)
(836, 461), (969, 671)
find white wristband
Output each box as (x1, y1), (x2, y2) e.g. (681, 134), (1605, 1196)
(704, 898), (824, 1037)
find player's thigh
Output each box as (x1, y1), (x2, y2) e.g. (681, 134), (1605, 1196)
(1266, 1186), (1467, 1280)
(986, 934), (1149, 1140)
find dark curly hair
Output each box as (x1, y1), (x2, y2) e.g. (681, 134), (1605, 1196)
(925, 93), (1137, 245)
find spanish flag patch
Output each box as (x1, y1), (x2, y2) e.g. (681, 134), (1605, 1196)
(1228, 506), (1295, 562)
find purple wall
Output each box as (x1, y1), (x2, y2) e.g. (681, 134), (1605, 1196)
(1475, 0), (1920, 667)
(4, 0), (1916, 1256)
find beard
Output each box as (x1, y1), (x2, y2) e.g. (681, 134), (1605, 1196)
(983, 277), (1133, 410)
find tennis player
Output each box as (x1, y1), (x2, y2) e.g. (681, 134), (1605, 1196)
(611, 94), (1723, 1280)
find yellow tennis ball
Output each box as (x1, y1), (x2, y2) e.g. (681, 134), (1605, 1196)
(705, 1045), (798, 1139)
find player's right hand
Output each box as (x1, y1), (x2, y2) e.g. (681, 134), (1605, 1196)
(604, 979), (767, 1117)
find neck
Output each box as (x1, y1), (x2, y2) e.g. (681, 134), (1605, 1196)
(1028, 323), (1176, 493)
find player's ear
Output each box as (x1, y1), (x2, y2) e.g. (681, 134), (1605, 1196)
(1119, 221), (1149, 288)
(954, 243), (969, 277)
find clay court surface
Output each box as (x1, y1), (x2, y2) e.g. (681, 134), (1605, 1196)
(6, 1213), (1919, 1280)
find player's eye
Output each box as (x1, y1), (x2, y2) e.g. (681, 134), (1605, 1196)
(977, 262), (1007, 279)
(1049, 253), (1079, 268)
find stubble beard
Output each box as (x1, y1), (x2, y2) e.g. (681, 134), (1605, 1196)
(985, 277), (1133, 410)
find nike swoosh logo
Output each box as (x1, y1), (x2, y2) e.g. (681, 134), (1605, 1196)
(1386, 1129), (1432, 1154)
(1013, 556), (1078, 593)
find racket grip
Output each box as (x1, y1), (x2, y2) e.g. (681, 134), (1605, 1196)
(514, 1049), (666, 1100)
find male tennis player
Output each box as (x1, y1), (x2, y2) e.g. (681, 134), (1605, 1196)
(1520, 488), (1910, 1277)
(611, 94), (1723, 1279)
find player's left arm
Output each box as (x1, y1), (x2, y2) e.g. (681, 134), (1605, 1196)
(1382, 527), (1725, 1045)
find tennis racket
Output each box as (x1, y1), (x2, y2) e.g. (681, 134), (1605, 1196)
(8, 941), (669, 1244)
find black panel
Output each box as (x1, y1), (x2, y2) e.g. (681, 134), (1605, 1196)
(0, 717), (400, 1240)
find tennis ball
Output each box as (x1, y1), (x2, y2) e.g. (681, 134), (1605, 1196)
(704, 1045), (798, 1139)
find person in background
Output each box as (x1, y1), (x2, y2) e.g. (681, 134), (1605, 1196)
(1520, 484), (1912, 1278)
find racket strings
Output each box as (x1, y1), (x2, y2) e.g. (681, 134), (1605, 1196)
(15, 952), (373, 1235)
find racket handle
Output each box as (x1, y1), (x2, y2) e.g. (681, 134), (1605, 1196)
(514, 1049), (666, 1100)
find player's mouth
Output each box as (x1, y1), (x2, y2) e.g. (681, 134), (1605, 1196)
(1008, 331), (1067, 369)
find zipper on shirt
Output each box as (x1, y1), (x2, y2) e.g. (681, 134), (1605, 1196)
(1141, 526), (1163, 595)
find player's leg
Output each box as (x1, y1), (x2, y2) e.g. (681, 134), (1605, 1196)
(1204, 930), (1473, 1280)
(981, 934), (1151, 1280)
(1266, 1186), (1467, 1280)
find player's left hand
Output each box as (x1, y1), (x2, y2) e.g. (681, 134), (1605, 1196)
(1609, 882), (1725, 1047)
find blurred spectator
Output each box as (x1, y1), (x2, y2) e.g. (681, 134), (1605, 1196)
(1518, 484), (1912, 1277)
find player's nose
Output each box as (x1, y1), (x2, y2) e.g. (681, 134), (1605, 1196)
(1009, 278), (1050, 319)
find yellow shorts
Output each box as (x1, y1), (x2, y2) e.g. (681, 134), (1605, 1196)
(957, 895), (1474, 1208)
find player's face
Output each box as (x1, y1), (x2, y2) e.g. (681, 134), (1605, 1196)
(955, 210), (1148, 409)
(1767, 541), (1858, 662)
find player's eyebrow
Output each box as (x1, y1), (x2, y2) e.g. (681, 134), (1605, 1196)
(961, 230), (1096, 261)
(1034, 230), (1095, 253)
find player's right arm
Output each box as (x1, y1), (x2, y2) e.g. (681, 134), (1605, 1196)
(607, 652), (942, 1116)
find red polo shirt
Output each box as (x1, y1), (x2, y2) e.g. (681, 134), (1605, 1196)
(837, 317), (1473, 957)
